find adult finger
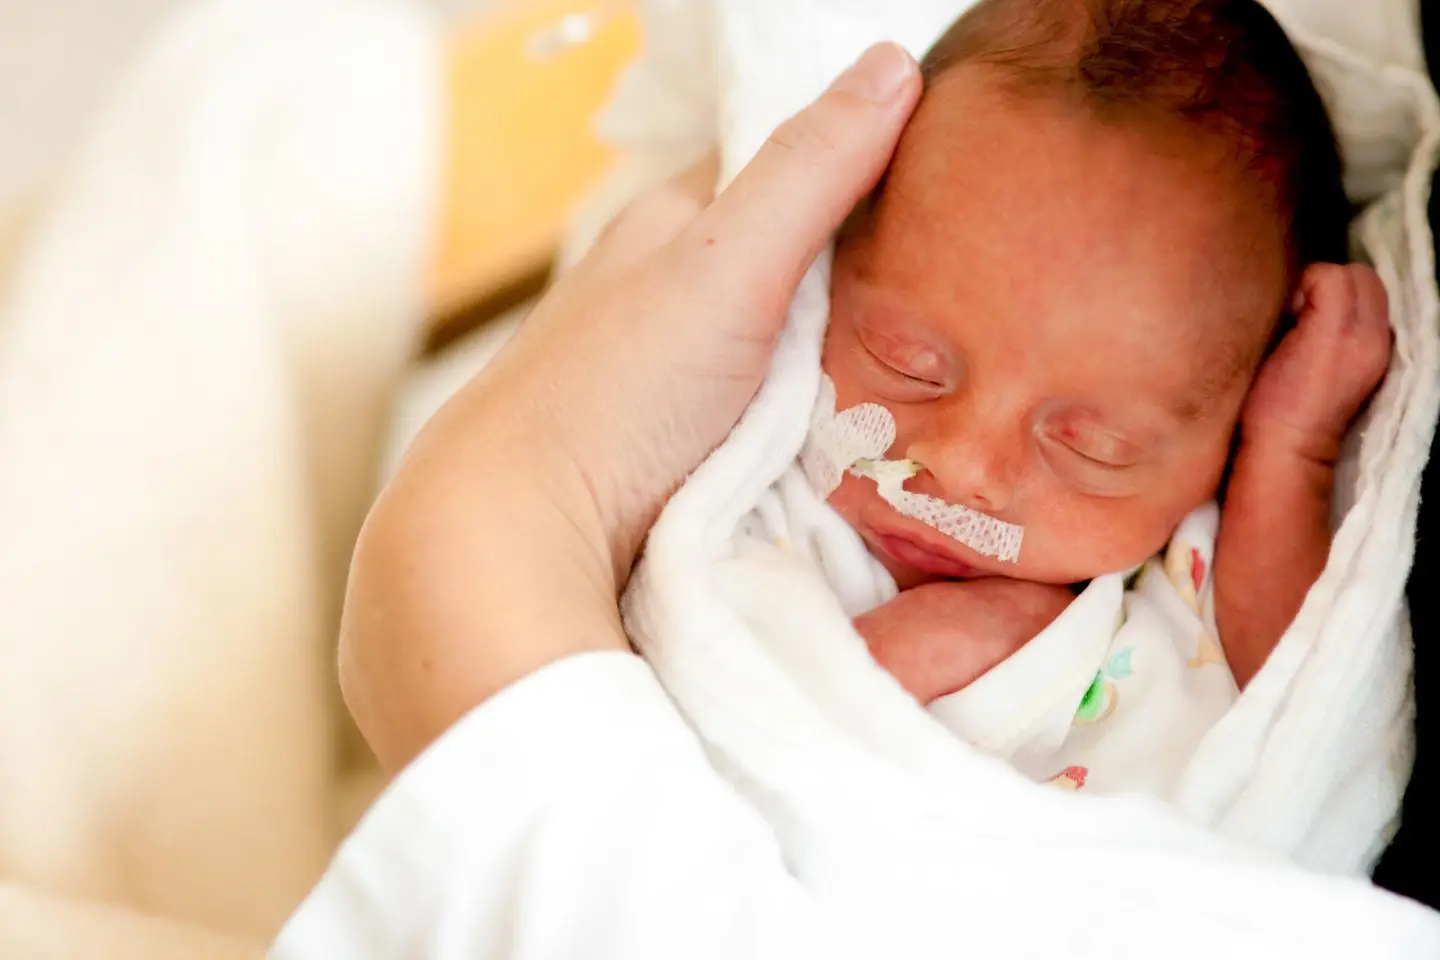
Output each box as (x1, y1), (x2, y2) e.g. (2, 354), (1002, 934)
(690, 42), (921, 300)
(582, 152), (722, 275)
(672, 150), (723, 206)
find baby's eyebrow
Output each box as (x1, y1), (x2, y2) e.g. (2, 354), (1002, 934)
(1171, 326), (1266, 423)
(1085, 398), (1199, 441)
(1165, 394), (1208, 423)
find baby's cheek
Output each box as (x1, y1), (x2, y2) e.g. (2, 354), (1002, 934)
(1029, 434), (1232, 578)
(1021, 512), (1149, 582)
(824, 472), (870, 530)
(1027, 488), (1202, 582)
(820, 356), (871, 412)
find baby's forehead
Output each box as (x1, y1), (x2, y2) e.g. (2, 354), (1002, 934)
(893, 68), (1271, 218)
(859, 69), (1288, 395)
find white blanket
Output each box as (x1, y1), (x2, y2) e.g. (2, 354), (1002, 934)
(604, 0), (1440, 948)
(749, 452), (1250, 800)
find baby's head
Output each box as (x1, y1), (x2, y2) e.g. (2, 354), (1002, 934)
(821, 0), (1349, 589)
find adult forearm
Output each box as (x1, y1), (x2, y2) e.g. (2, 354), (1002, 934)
(340, 399), (629, 774)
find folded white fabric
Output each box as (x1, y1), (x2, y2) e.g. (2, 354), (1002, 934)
(610, 0), (1437, 922)
(932, 506), (1241, 788)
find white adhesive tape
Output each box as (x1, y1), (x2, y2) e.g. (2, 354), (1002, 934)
(801, 375), (1024, 563)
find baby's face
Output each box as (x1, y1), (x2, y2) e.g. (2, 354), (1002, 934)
(823, 68), (1289, 589)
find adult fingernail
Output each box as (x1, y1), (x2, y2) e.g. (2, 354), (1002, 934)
(832, 42), (916, 103)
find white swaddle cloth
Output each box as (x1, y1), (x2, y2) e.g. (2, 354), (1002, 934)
(763, 403), (1246, 786)
(603, 0), (1438, 942)
(788, 361), (1246, 799)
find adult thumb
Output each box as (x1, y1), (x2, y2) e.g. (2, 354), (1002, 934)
(691, 42), (921, 300)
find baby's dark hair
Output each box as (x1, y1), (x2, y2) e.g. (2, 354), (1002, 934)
(914, 0), (1351, 282)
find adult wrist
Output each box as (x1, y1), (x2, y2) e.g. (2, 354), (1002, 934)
(341, 406), (634, 772)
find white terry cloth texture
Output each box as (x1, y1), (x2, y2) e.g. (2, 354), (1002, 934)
(606, 0), (1438, 884)
(0, 0), (438, 953)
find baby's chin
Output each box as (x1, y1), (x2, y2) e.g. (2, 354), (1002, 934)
(878, 554), (958, 592)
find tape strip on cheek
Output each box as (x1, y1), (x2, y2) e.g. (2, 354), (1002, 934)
(800, 376), (1025, 563)
(857, 459), (1025, 563)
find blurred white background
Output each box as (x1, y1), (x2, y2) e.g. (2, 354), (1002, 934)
(0, 0), (493, 226)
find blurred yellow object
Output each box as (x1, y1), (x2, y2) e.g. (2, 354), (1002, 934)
(431, 0), (640, 330)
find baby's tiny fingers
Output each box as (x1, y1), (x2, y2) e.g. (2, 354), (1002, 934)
(1292, 262), (1356, 324)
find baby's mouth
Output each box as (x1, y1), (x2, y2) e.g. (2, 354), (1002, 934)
(850, 457), (1025, 564)
(873, 529), (987, 580)
(858, 493), (995, 581)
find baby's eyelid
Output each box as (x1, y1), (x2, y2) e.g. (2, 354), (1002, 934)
(1039, 423), (1138, 466)
(1079, 431), (1127, 462)
(861, 331), (946, 382)
(905, 348), (947, 382)
(1072, 447), (1129, 469)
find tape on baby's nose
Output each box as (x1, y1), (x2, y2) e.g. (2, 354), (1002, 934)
(800, 375), (1025, 563)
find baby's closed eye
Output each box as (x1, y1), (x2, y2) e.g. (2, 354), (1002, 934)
(1044, 424), (1138, 465)
(1037, 420), (1147, 494)
(858, 327), (949, 389)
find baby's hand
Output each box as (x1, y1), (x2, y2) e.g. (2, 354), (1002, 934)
(1214, 264), (1390, 689)
(855, 579), (1073, 704)
(1240, 263), (1391, 463)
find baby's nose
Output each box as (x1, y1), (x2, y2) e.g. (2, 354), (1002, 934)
(905, 426), (1019, 515)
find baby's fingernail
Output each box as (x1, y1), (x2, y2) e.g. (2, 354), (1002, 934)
(1292, 290), (1308, 314)
(832, 42), (916, 103)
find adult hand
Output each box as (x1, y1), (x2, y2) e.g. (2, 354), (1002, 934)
(340, 43), (923, 772)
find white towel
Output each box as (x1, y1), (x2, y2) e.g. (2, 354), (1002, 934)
(595, 0), (1440, 948)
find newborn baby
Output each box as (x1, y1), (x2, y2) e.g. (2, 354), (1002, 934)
(820, 1), (1391, 724)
